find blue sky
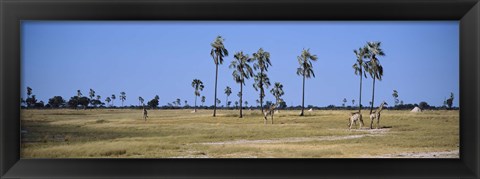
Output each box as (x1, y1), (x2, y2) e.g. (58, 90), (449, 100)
(21, 21), (459, 107)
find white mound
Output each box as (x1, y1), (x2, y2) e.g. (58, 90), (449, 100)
(410, 107), (422, 113)
(308, 108), (313, 112)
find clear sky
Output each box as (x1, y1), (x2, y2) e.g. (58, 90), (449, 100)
(21, 21), (459, 107)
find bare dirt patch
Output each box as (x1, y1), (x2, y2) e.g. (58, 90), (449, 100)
(200, 128), (390, 145)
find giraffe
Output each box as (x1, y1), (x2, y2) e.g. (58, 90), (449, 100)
(370, 101), (387, 129)
(143, 108), (148, 121)
(263, 101), (280, 124)
(348, 111), (364, 129)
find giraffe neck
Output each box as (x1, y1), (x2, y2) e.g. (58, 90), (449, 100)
(378, 103), (385, 112)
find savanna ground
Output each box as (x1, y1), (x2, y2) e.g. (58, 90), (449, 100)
(20, 109), (459, 158)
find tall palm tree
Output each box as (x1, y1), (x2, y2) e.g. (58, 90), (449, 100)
(210, 36), (229, 117)
(365, 41), (386, 114)
(201, 96), (206, 107)
(120, 92), (126, 107)
(352, 46), (368, 113)
(139, 96), (144, 107)
(252, 48), (272, 113)
(192, 79), (205, 112)
(270, 82), (285, 111)
(111, 94), (116, 107)
(224, 86), (232, 108)
(230, 51), (254, 118)
(77, 90), (82, 98)
(296, 48), (318, 116)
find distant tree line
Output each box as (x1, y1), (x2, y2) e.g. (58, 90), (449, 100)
(21, 85), (456, 111)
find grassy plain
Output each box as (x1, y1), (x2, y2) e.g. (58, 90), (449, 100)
(20, 109), (459, 158)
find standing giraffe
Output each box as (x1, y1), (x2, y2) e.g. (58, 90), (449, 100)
(348, 111), (364, 129)
(370, 101), (387, 129)
(263, 101), (281, 124)
(143, 108), (148, 121)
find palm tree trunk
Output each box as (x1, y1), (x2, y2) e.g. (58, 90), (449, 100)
(300, 72), (305, 116)
(240, 84), (243, 118)
(213, 63), (218, 117)
(260, 88), (264, 114)
(359, 72), (363, 113)
(260, 74), (264, 114)
(226, 96), (228, 109)
(370, 77), (376, 114)
(195, 95), (197, 112)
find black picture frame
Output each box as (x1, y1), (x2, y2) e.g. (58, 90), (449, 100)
(1, 0), (479, 178)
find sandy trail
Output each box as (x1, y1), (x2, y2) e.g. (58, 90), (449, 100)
(199, 128), (390, 145)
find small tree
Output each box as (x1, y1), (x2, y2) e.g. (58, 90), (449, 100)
(111, 94), (116, 107)
(270, 82), (285, 110)
(446, 92), (454, 109)
(119, 92), (126, 107)
(176, 98), (181, 107)
(139, 96), (145, 107)
(105, 97), (111, 107)
(392, 90), (399, 106)
(224, 86), (232, 108)
(48, 96), (65, 108)
(201, 96), (206, 107)
(148, 96), (159, 109)
(419, 101), (430, 110)
(342, 98), (347, 107)
(192, 79), (204, 112)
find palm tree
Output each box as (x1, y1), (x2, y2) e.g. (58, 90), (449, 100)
(352, 46), (369, 113)
(270, 82), (285, 108)
(230, 51), (254, 118)
(27, 86), (32, 97)
(105, 97), (111, 107)
(89, 89), (95, 100)
(192, 79), (205, 112)
(296, 48), (318, 116)
(365, 42), (386, 114)
(252, 48), (272, 113)
(26, 87), (33, 108)
(111, 94), (116, 107)
(210, 36), (229, 117)
(77, 90), (82, 98)
(176, 98), (181, 107)
(224, 86), (232, 108)
(392, 90), (399, 106)
(343, 98), (347, 107)
(244, 101), (248, 108)
(201, 96), (206, 107)
(120, 92), (126, 107)
(139, 96), (144, 107)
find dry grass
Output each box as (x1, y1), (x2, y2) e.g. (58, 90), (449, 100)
(20, 109), (459, 158)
